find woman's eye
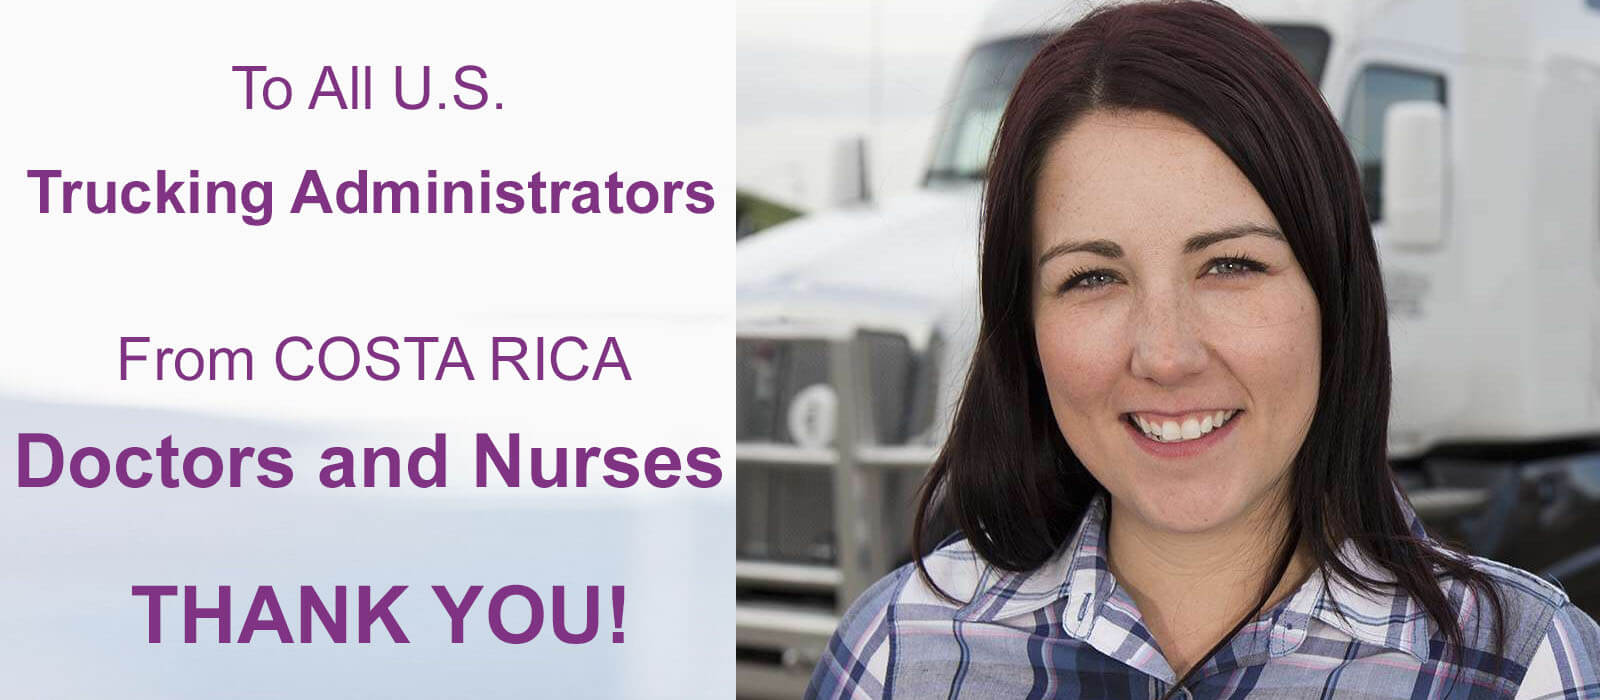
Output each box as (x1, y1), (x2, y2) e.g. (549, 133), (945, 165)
(1059, 270), (1118, 293)
(1205, 256), (1267, 278)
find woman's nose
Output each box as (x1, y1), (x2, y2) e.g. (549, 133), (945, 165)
(1129, 289), (1209, 385)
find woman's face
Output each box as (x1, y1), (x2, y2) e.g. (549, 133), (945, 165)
(1031, 109), (1321, 535)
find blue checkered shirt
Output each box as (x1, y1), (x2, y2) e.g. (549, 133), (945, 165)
(807, 495), (1600, 699)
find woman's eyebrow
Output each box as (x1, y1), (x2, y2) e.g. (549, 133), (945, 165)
(1181, 223), (1285, 254)
(1036, 223), (1284, 269)
(1036, 239), (1125, 268)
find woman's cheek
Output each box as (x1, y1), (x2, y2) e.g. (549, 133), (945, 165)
(1214, 281), (1321, 419)
(1196, 276), (1315, 329)
(1035, 297), (1129, 398)
(1242, 279), (1319, 359)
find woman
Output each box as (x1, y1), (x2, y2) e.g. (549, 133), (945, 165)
(807, 1), (1600, 698)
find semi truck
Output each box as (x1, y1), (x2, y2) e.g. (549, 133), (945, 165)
(735, 1), (1600, 696)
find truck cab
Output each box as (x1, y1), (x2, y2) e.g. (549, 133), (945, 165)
(736, 2), (1600, 696)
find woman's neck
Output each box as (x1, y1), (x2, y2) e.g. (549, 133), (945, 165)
(1103, 495), (1311, 678)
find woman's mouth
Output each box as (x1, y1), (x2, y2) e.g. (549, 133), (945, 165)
(1122, 409), (1243, 457)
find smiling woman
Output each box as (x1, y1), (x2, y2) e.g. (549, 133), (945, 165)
(1030, 108), (1324, 677)
(806, 1), (1600, 699)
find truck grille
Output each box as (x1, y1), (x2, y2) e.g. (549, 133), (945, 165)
(860, 332), (915, 444)
(736, 332), (935, 447)
(736, 329), (939, 570)
(737, 464), (836, 564)
(736, 338), (830, 444)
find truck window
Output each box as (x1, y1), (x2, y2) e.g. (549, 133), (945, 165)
(1266, 25), (1330, 87)
(926, 25), (1330, 184)
(925, 35), (1050, 183)
(1342, 66), (1447, 222)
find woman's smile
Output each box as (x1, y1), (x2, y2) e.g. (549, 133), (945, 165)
(1122, 408), (1243, 458)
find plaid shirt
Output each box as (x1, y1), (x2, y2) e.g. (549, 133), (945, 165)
(808, 495), (1600, 699)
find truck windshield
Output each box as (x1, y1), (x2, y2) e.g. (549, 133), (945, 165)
(925, 25), (1331, 183)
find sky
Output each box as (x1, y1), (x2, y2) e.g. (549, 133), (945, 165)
(737, 0), (992, 211)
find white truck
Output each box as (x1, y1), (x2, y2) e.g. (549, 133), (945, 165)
(735, 1), (1600, 696)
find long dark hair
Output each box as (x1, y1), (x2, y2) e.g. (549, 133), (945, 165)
(911, 0), (1504, 691)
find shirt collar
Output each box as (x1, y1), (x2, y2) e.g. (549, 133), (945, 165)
(951, 490), (1436, 662)
(1293, 493), (1435, 661)
(954, 493), (1112, 626)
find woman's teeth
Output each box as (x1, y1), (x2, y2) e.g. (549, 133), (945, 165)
(1130, 410), (1238, 443)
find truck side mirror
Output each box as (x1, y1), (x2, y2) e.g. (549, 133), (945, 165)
(1382, 101), (1447, 249)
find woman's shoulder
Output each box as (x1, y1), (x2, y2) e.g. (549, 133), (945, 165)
(1430, 551), (1571, 638)
(1324, 539), (1598, 691)
(1447, 552), (1584, 633)
(1515, 597), (1600, 698)
(806, 537), (999, 698)
(833, 535), (994, 633)
(1457, 549), (1563, 595)
(1444, 552), (1569, 617)
(838, 561), (916, 637)
(1444, 553), (1600, 696)
(804, 562), (912, 699)
(1401, 549), (1600, 696)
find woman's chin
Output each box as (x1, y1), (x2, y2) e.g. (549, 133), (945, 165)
(1114, 483), (1266, 535)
